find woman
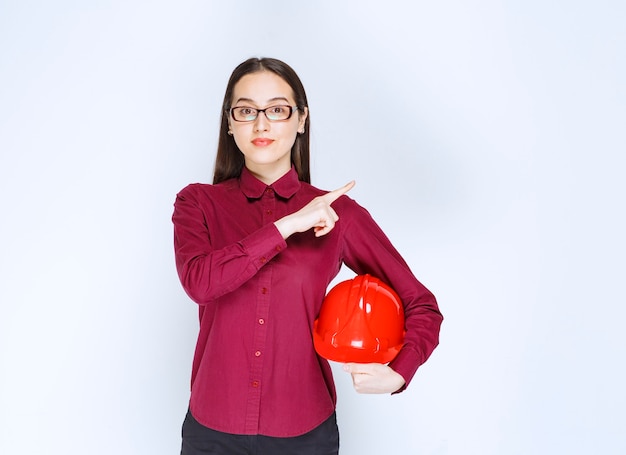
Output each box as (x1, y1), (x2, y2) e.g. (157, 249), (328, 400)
(173, 57), (442, 455)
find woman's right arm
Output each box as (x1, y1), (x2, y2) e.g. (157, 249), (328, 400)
(172, 185), (286, 304)
(173, 181), (354, 304)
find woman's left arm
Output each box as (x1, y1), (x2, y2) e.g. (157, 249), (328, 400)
(337, 197), (443, 394)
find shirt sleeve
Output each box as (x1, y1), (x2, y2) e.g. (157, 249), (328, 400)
(172, 185), (287, 304)
(338, 196), (443, 392)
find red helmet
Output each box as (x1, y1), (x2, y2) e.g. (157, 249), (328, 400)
(313, 274), (405, 363)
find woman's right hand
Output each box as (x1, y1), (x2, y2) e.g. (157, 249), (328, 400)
(274, 181), (355, 239)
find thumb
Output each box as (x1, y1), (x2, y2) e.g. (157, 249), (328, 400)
(343, 363), (371, 374)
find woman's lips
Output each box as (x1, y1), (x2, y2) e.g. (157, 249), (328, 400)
(252, 138), (274, 146)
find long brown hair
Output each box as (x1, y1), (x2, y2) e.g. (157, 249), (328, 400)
(213, 57), (311, 184)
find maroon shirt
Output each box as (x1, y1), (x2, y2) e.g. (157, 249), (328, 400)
(173, 166), (442, 437)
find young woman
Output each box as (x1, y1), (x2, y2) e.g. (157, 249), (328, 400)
(173, 57), (442, 455)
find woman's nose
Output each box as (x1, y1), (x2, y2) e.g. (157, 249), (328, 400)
(253, 113), (270, 132)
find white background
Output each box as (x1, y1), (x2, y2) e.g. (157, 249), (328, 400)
(1, 1), (625, 454)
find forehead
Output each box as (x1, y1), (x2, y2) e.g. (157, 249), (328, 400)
(232, 71), (295, 105)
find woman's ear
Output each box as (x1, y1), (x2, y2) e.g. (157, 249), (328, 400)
(298, 107), (308, 133)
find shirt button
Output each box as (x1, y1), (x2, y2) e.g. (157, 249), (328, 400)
(261, 287), (268, 294)
(252, 380), (259, 388)
(258, 318), (265, 325)
(255, 351), (261, 357)
(266, 209), (272, 215)
(275, 246), (282, 252)
(260, 257), (267, 264)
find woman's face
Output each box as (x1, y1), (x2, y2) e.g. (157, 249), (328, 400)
(229, 71), (307, 183)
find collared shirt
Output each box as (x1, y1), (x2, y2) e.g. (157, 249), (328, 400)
(172, 166), (442, 437)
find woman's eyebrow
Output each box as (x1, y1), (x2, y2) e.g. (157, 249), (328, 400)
(233, 96), (291, 106)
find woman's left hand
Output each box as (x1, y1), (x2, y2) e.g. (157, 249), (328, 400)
(342, 363), (406, 394)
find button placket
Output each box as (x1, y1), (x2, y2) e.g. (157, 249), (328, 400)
(261, 186), (277, 223)
(245, 183), (278, 433)
(253, 284), (269, 362)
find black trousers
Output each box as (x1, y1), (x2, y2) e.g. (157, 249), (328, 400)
(180, 409), (340, 455)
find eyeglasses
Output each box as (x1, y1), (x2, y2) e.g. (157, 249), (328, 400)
(229, 105), (299, 122)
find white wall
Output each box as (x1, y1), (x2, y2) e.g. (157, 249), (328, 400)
(1, 1), (624, 454)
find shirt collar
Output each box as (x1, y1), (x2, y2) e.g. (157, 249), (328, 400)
(239, 166), (301, 199)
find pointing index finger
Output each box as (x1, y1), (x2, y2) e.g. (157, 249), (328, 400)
(324, 180), (355, 204)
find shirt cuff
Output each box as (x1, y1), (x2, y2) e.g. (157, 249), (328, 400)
(240, 223), (287, 268)
(388, 347), (422, 394)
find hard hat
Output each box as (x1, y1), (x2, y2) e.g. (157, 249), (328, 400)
(313, 274), (405, 364)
